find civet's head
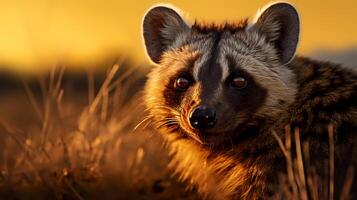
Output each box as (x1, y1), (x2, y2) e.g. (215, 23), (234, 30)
(143, 2), (299, 145)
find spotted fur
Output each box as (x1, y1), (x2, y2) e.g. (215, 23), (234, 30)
(143, 2), (357, 199)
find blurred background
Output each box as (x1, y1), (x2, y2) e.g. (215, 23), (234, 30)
(0, 0), (356, 199)
(0, 0), (357, 72)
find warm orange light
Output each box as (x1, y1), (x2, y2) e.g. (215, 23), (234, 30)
(0, 0), (356, 71)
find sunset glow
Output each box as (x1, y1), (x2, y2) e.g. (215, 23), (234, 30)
(0, 0), (356, 71)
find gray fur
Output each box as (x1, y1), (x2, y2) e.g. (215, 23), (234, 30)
(248, 2), (300, 64)
(141, 2), (353, 200)
(142, 6), (189, 63)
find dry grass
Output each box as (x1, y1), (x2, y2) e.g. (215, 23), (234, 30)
(271, 126), (354, 200)
(0, 64), (197, 200)
(0, 64), (354, 200)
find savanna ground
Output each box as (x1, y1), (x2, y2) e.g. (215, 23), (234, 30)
(0, 58), (199, 200)
(0, 56), (354, 200)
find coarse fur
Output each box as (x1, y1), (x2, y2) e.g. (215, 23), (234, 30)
(142, 2), (357, 199)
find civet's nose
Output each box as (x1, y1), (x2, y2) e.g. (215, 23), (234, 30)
(189, 105), (216, 130)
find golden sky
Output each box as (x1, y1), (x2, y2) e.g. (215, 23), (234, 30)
(0, 0), (356, 71)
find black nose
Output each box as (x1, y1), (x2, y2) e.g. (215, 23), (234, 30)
(189, 105), (216, 130)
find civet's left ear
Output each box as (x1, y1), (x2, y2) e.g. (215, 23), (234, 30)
(248, 2), (300, 64)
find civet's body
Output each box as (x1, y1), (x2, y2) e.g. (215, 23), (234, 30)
(142, 2), (357, 199)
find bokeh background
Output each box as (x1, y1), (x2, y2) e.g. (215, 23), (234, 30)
(0, 1), (356, 199)
(0, 0), (357, 72)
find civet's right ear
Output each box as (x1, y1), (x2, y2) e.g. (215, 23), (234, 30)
(248, 2), (300, 64)
(142, 6), (189, 64)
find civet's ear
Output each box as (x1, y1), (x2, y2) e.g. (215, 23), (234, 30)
(142, 6), (189, 63)
(248, 2), (300, 64)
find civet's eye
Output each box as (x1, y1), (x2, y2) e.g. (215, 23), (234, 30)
(231, 76), (247, 89)
(175, 77), (190, 90)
